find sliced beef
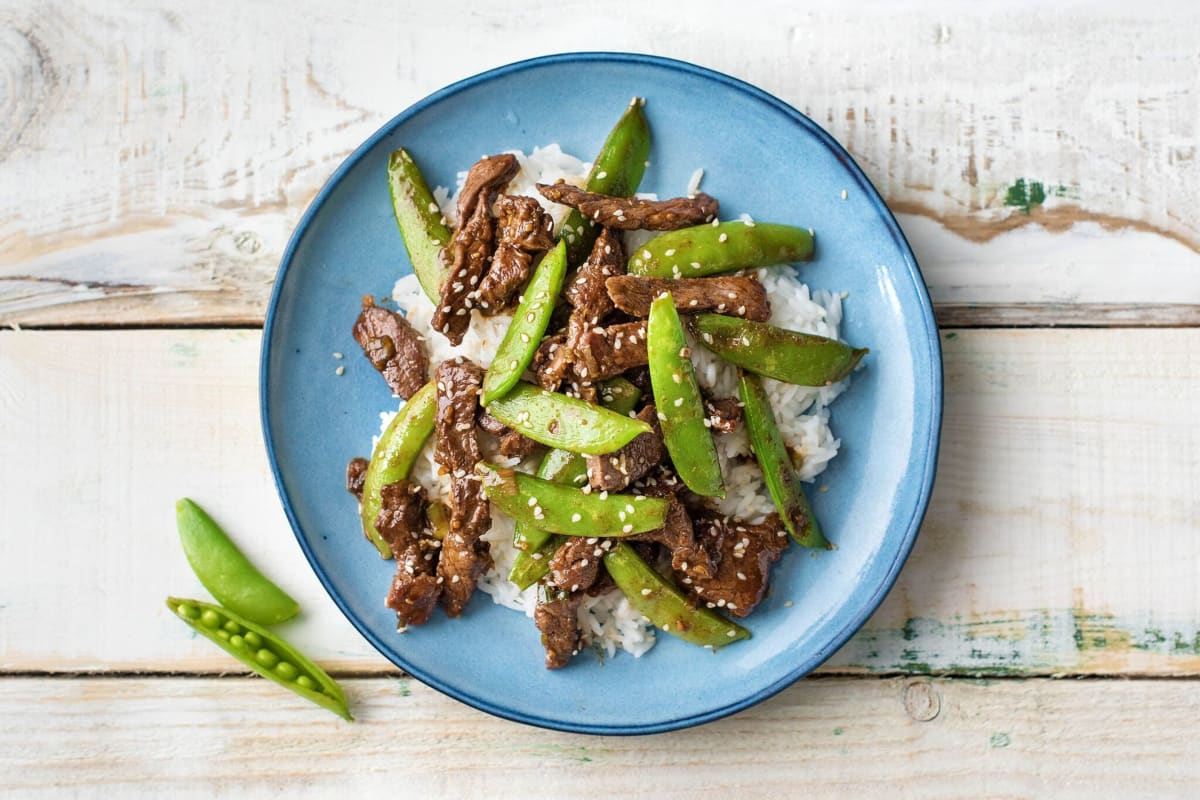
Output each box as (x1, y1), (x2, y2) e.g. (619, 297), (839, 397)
(433, 358), (493, 616)
(476, 195), (555, 314)
(376, 480), (442, 628)
(345, 457), (369, 501)
(587, 405), (664, 492)
(477, 409), (539, 459)
(577, 320), (648, 381)
(533, 333), (568, 390)
(548, 536), (609, 593)
(704, 396), (743, 434)
(352, 295), (429, 398)
(684, 513), (789, 617)
(534, 592), (581, 670)
(605, 275), (770, 321)
(432, 200), (494, 345)
(631, 493), (717, 581)
(538, 181), (719, 230)
(455, 153), (519, 225)
(540, 228), (625, 391)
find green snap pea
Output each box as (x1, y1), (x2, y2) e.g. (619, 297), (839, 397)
(387, 148), (453, 302)
(628, 221), (814, 278)
(485, 382), (650, 455)
(647, 293), (724, 497)
(739, 372), (829, 549)
(482, 240), (568, 404)
(360, 380), (438, 558)
(176, 498), (300, 626)
(603, 543), (750, 648)
(478, 463), (668, 537)
(561, 99), (651, 265)
(426, 500), (449, 541)
(693, 314), (867, 386)
(167, 597), (352, 721)
(223, 620), (241, 635)
(243, 631), (263, 648)
(508, 378), (642, 588)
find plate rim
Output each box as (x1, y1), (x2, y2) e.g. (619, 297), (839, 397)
(260, 51), (943, 735)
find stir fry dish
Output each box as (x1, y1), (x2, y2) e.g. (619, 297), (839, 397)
(346, 98), (868, 669)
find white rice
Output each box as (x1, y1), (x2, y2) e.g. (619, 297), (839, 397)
(379, 145), (854, 661)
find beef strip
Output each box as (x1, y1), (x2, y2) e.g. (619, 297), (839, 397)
(537, 181), (719, 230)
(540, 228), (625, 391)
(352, 295), (429, 398)
(454, 153), (519, 226)
(345, 457), (369, 501)
(375, 480), (442, 628)
(533, 333), (568, 390)
(477, 410), (539, 459)
(534, 592), (582, 669)
(587, 405), (664, 491)
(433, 358), (493, 616)
(432, 200), (494, 346)
(630, 492), (717, 581)
(704, 396), (743, 434)
(547, 536), (610, 593)
(605, 275), (770, 321)
(577, 320), (648, 381)
(683, 513), (789, 617)
(476, 195), (555, 314)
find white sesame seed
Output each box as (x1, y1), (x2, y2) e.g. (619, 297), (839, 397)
(642, 249), (651, 259)
(451, 575), (460, 583)
(726, 629), (736, 638)
(571, 513), (582, 522)
(673, 397), (683, 407)
(622, 524), (633, 533)
(335, 366), (345, 376)
(596, 170), (608, 179)
(718, 233), (728, 243)
(641, 588), (651, 596)
(528, 495), (540, 507)
(841, 189), (848, 200)
(332, 352), (343, 359)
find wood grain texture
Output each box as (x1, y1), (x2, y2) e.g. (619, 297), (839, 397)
(2, 1), (1199, 326)
(2, 676), (1198, 797)
(3, 328), (1198, 675)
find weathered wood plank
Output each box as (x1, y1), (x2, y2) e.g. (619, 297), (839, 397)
(2, 1), (1199, 326)
(2, 676), (1198, 796)
(2, 329), (1197, 675)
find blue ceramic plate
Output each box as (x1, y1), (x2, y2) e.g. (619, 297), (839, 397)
(262, 53), (941, 734)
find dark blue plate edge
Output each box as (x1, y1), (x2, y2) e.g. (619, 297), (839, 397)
(259, 51), (944, 736)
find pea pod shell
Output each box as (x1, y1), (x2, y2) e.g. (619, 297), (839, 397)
(478, 463), (668, 537)
(561, 99), (652, 265)
(647, 293), (724, 497)
(485, 382), (650, 455)
(628, 221), (814, 278)
(360, 381), (438, 558)
(693, 314), (867, 386)
(738, 372), (829, 549)
(167, 597), (352, 721)
(387, 149), (453, 302)
(508, 377), (642, 585)
(603, 543), (750, 648)
(482, 241), (568, 404)
(176, 499), (300, 626)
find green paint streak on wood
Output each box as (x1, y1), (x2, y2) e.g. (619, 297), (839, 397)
(990, 733), (1011, 749)
(1004, 178), (1077, 213)
(944, 332), (958, 340)
(396, 677), (411, 697)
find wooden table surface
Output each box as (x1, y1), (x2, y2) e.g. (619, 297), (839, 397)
(3, 1), (1199, 796)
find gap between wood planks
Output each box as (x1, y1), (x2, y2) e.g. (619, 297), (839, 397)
(9, 303), (1200, 331)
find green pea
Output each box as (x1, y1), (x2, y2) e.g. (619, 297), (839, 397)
(223, 620), (242, 635)
(177, 603), (200, 620)
(200, 609), (221, 629)
(243, 631), (263, 648)
(275, 661), (299, 680)
(255, 649), (279, 669)
(296, 675), (316, 690)
(229, 634), (245, 649)
(216, 629), (231, 641)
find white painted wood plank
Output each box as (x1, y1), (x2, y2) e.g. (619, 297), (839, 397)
(2, 1), (1199, 325)
(2, 676), (1198, 797)
(2, 329), (1198, 675)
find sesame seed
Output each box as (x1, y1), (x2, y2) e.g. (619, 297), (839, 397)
(596, 170), (608, 179)
(622, 524), (633, 533)
(332, 352), (343, 359)
(841, 189), (848, 200)
(641, 588), (651, 596)
(451, 575), (460, 583)
(335, 366), (345, 376)
(718, 233), (728, 243)
(625, 504), (634, 513)
(428, 202), (439, 213)
(532, 552), (543, 560)
(784, 600), (794, 608)
(571, 513), (582, 522)
(665, 248), (676, 256)
(580, 559), (589, 567)
(726, 629), (736, 638)
(673, 397), (683, 407)
(662, 624), (670, 631)
(642, 250), (651, 259)
(527, 496), (538, 507)
(509, 359), (518, 369)
(737, 572), (747, 581)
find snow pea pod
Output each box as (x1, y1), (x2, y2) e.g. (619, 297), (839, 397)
(167, 597), (352, 721)
(478, 463), (668, 537)
(485, 382), (650, 455)
(628, 221), (813, 278)
(481, 240), (568, 404)
(693, 314), (867, 386)
(603, 543), (750, 648)
(509, 378), (642, 588)
(647, 292), (724, 497)
(738, 372), (830, 549)
(176, 499), (299, 625)
(560, 98), (651, 265)
(387, 148), (453, 302)
(360, 380), (437, 558)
